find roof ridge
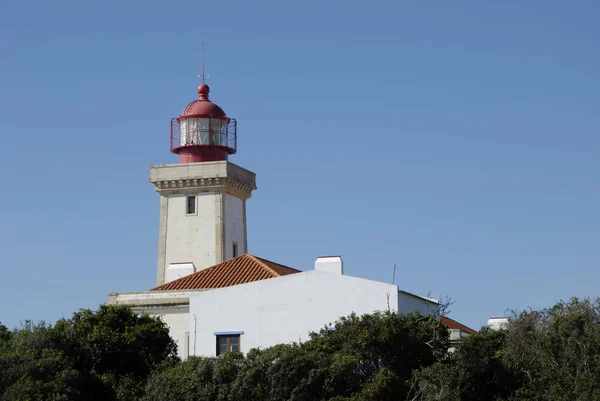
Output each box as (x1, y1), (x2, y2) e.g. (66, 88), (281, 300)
(252, 255), (303, 273)
(151, 254), (250, 291)
(246, 254), (280, 277)
(150, 254), (301, 291)
(441, 316), (478, 334)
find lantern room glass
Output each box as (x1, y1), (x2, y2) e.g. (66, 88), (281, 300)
(179, 118), (226, 146)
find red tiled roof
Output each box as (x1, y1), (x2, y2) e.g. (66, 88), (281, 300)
(441, 316), (478, 335)
(151, 254), (301, 291)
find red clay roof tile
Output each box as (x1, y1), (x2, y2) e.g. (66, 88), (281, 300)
(151, 254), (301, 291)
(441, 316), (478, 335)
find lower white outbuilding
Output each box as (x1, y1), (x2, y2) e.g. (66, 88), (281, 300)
(109, 254), (450, 358)
(188, 256), (441, 356)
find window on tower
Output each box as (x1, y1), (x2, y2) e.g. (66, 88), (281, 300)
(186, 196), (196, 214)
(232, 242), (238, 257)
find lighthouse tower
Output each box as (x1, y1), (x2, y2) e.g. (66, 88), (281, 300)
(149, 83), (257, 286)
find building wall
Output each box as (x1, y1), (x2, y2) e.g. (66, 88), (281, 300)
(160, 192), (246, 283)
(488, 317), (509, 330)
(398, 292), (441, 317)
(164, 193), (218, 273)
(107, 290), (197, 359)
(223, 194), (245, 258)
(188, 271), (400, 357)
(142, 307), (190, 359)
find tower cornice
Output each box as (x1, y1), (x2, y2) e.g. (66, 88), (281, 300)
(149, 161), (257, 200)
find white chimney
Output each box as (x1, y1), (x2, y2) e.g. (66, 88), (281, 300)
(314, 255), (343, 275)
(487, 317), (509, 330)
(166, 262), (196, 283)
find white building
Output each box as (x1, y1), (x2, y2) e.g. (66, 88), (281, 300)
(187, 256), (443, 357)
(487, 316), (509, 330)
(108, 81), (475, 358)
(440, 316), (478, 352)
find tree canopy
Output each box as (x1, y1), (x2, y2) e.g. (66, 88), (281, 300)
(410, 297), (600, 401)
(3, 297), (600, 400)
(143, 311), (449, 401)
(0, 305), (178, 401)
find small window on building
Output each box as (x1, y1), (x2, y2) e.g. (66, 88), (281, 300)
(216, 334), (240, 355)
(232, 242), (238, 257)
(184, 332), (190, 357)
(186, 196), (196, 214)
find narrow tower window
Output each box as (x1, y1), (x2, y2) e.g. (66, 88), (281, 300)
(186, 196), (196, 214)
(232, 242), (238, 257)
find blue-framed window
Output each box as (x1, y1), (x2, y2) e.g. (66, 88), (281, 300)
(214, 331), (244, 355)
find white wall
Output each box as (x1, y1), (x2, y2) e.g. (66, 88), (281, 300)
(166, 262), (196, 283)
(223, 194), (245, 258)
(108, 290), (196, 359)
(189, 271), (399, 357)
(488, 317), (509, 330)
(162, 192), (246, 280)
(143, 307), (190, 359)
(164, 193), (218, 273)
(449, 329), (462, 342)
(397, 291), (440, 318)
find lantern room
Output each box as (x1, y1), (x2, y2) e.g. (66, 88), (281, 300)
(171, 83), (237, 163)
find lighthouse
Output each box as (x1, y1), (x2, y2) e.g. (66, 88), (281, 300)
(108, 74), (471, 361)
(149, 83), (257, 286)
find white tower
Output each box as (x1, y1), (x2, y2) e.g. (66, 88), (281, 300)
(150, 83), (256, 286)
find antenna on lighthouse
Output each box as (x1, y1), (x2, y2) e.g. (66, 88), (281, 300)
(197, 42), (209, 83)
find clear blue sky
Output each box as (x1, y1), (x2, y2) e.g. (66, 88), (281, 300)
(1, 0), (599, 331)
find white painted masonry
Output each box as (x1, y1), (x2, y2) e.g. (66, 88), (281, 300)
(164, 192), (220, 273)
(397, 291), (441, 317)
(314, 256), (344, 275)
(152, 307), (190, 357)
(107, 290), (199, 358)
(488, 317), (509, 330)
(188, 269), (439, 357)
(166, 262), (196, 284)
(223, 194), (245, 259)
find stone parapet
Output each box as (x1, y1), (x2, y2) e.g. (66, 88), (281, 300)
(108, 290), (202, 308)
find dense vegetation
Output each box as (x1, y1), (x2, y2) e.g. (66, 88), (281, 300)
(2, 297), (600, 400)
(0, 305), (177, 401)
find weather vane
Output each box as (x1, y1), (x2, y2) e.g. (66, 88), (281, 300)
(197, 42), (209, 83)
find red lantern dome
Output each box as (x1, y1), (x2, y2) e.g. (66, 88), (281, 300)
(171, 84), (237, 163)
(179, 84), (227, 119)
